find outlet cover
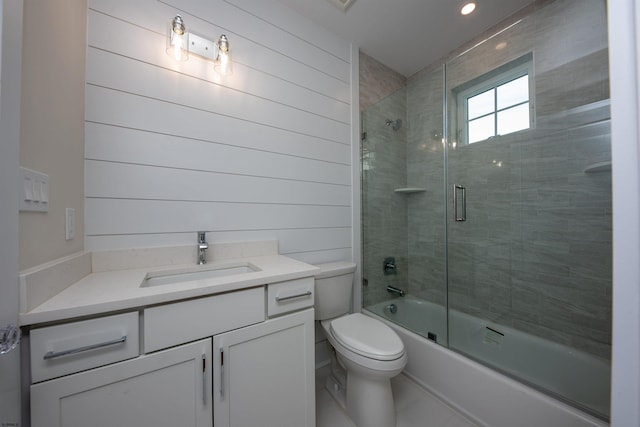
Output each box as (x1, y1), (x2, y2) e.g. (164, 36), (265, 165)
(65, 208), (75, 240)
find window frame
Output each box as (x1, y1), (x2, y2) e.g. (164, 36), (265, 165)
(456, 55), (535, 145)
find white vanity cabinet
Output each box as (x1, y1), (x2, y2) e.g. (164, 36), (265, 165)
(213, 277), (315, 427)
(213, 308), (315, 427)
(29, 312), (140, 383)
(27, 276), (316, 427)
(31, 338), (213, 427)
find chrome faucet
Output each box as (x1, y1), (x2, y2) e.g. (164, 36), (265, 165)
(197, 231), (208, 265)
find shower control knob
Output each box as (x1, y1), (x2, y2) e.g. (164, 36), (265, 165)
(383, 257), (397, 275)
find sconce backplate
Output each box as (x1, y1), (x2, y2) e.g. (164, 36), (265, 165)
(189, 33), (218, 61)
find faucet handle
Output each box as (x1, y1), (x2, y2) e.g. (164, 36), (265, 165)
(383, 257), (397, 275)
(197, 232), (208, 265)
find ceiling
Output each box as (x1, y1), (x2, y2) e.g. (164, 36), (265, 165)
(275, 0), (536, 77)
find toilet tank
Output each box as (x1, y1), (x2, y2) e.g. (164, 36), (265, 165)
(314, 262), (357, 320)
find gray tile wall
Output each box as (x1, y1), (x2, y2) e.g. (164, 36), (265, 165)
(361, 0), (611, 361)
(424, 0), (611, 359)
(359, 53), (409, 306)
(361, 88), (409, 306)
(359, 52), (407, 112)
(406, 67), (447, 307)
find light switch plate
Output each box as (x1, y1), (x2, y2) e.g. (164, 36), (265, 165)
(20, 167), (49, 212)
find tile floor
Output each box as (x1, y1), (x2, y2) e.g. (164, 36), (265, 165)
(316, 368), (480, 427)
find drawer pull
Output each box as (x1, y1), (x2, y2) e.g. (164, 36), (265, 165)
(275, 291), (312, 303)
(43, 336), (127, 360)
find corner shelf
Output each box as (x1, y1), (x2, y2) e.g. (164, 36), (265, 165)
(394, 187), (426, 194)
(584, 161), (611, 174)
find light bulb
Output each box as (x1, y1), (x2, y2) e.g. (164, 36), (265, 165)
(167, 15), (188, 61)
(171, 33), (185, 61)
(214, 35), (233, 76)
(215, 50), (232, 75)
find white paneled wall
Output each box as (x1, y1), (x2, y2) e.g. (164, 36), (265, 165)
(85, 0), (353, 263)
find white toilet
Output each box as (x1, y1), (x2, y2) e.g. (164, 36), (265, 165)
(315, 262), (407, 427)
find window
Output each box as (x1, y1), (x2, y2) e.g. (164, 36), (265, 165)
(456, 55), (533, 144)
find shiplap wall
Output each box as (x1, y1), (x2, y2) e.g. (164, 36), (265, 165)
(85, 0), (353, 263)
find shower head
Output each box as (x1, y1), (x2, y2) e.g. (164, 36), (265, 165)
(385, 119), (402, 131)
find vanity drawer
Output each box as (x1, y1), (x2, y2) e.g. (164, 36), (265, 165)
(30, 312), (139, 383)
(267, 277), (314, 317)
(143, 286), (265, 353)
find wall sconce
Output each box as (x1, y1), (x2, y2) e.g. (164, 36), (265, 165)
(214, 35), (232, 76)
(166, 15), (233, 75)
(167, 15), (188, 61)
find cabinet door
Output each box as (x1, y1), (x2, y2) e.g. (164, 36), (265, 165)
(213, 308), (315, 427)
(31, 338), (212, 427)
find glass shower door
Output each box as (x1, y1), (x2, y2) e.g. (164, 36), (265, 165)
(360, 88), (409, 308)
(445, 0), (611, 418)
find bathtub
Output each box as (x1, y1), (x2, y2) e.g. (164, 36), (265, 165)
(365, 296), (609, 427)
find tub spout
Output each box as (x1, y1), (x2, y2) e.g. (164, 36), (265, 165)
(386, 285), (405, 297)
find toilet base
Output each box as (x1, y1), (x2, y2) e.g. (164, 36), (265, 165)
(325, 373), (346, 410)
(325, 348), (347, 409)
(320, 317), (406, 427)
(324, 356), (398, 427)
(345, 370), (397, 427)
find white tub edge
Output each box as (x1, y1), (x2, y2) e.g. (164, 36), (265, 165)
(365, 310), (609, 427)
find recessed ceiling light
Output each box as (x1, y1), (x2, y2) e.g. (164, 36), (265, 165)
(460, 2), (477, 16)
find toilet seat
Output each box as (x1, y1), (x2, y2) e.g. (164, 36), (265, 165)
(330, 313), (405, 361)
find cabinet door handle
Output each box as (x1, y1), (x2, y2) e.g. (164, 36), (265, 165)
(43, 336), (127, 360)
(219, 347), (225, 397)
(275, 291), (312, 302)
(202, 353), (207, 406)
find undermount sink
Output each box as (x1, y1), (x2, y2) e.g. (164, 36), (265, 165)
(141, 263), (261, 287)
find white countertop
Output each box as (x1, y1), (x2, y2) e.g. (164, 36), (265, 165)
(20, 254), (319, 326)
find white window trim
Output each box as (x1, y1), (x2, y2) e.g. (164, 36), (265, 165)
(455, 55), (535, 145)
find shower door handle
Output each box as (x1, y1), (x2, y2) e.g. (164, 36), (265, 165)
(453, 184), (467, 222)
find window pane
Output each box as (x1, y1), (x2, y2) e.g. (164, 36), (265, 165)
(497, 75), (529, 109)
(468, 114), (495, 143)
(497, 103), (530, 135)
(468, 89), (495, 120)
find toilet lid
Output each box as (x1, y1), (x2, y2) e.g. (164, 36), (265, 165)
(330, 313), (405, 361)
